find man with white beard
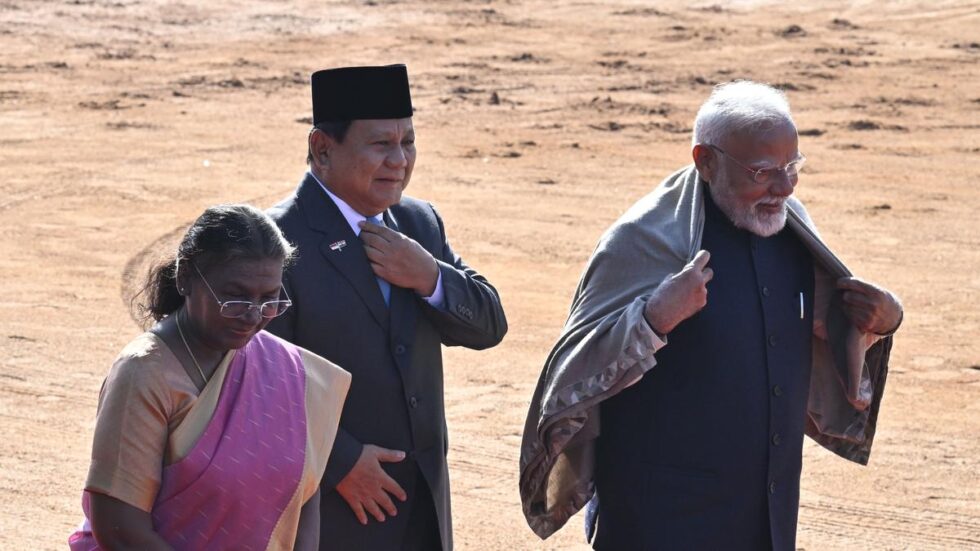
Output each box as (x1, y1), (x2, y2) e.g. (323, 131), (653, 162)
(519, 81), (903, 550)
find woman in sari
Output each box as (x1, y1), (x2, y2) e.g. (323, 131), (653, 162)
(69, 204), (350, 550)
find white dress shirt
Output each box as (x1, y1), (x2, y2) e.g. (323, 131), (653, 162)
(309, 171), (446, 309)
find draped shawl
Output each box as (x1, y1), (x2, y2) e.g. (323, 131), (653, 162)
(518, 165), (893, 539)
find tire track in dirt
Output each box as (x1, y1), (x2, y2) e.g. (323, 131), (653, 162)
(446, 379), (524, 507)
(800, 494), (980, 549)
(118, 223), (187, 327)
(451, 440), (513, 482)
(450, 441), (517, 506)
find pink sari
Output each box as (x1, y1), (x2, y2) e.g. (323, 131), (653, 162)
(70, 332), (313, 550)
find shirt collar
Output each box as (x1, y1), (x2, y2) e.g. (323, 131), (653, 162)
(308, 171), (381, 236)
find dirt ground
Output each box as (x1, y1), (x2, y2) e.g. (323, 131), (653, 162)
(1, 0), (978, 549)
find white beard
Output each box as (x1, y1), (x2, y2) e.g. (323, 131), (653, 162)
(709, 180), (788, 238)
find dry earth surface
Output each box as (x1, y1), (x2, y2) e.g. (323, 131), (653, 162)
(1, 0), (979, 549)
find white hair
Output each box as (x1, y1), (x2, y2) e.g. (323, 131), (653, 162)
(692, 81), (795, 147)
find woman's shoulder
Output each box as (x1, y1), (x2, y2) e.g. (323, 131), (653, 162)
(116, 331), (165, 358)
(112, 332), (177, 374)
(102, 332), (191, 401)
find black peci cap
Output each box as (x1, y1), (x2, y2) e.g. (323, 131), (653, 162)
(311, 64), (414, 124)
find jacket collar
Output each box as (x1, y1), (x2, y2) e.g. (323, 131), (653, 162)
(295, 172), (390, 330)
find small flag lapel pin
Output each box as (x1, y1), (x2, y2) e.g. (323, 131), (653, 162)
(329, 240), (347, 251)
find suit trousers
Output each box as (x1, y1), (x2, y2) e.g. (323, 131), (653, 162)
(402, 469), (441, 551)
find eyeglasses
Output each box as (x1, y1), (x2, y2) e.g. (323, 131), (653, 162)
(192, 262), (292, 319)
(708, 144), (806, 186)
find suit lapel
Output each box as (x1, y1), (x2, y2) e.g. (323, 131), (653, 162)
(297, 173), (390, 331)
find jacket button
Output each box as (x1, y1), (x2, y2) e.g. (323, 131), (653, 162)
(762, 286), (770, 297)
(772, 433), (781, 446)
(769, 481), (776, 495)
(768, 334), (777, 347)
(772, 385), (783, 397)
(395, 344), (406, 355)
(409, 396), (418, 408)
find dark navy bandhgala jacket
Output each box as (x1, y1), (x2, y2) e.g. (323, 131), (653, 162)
(266, 173), (507, 551)
(594, 188), (815, 551)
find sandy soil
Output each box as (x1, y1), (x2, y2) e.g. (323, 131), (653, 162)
(1, 0), (979, 549)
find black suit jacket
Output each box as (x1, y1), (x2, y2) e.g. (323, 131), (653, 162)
(266, 173), (507, 550)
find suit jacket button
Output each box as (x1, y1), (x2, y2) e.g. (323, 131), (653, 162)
(769, 480), (776, 495)
(772, 433), (782, 446)
(409, 396), (418, 408)
(772, 385), (783, 397)
(395, 344), (406, 355)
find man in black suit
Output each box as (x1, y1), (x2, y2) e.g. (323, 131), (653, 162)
(266, 65), (507, 551)
(519, 81), (903, 550)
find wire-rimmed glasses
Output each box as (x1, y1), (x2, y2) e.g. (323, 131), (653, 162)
(191, 262), (292, 319)
(707, 144), (806, 186)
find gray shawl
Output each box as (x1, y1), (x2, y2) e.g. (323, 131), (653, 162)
(519, 165), (893, 539)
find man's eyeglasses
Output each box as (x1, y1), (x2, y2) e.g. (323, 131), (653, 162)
(192, 263), (292, 319)
(707, 144), (806, 186)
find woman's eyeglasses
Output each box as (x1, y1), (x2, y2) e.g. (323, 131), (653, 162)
(192, 262), (292, 319)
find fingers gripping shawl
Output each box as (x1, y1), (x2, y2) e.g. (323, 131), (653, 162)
(518, 165), (893, 539)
